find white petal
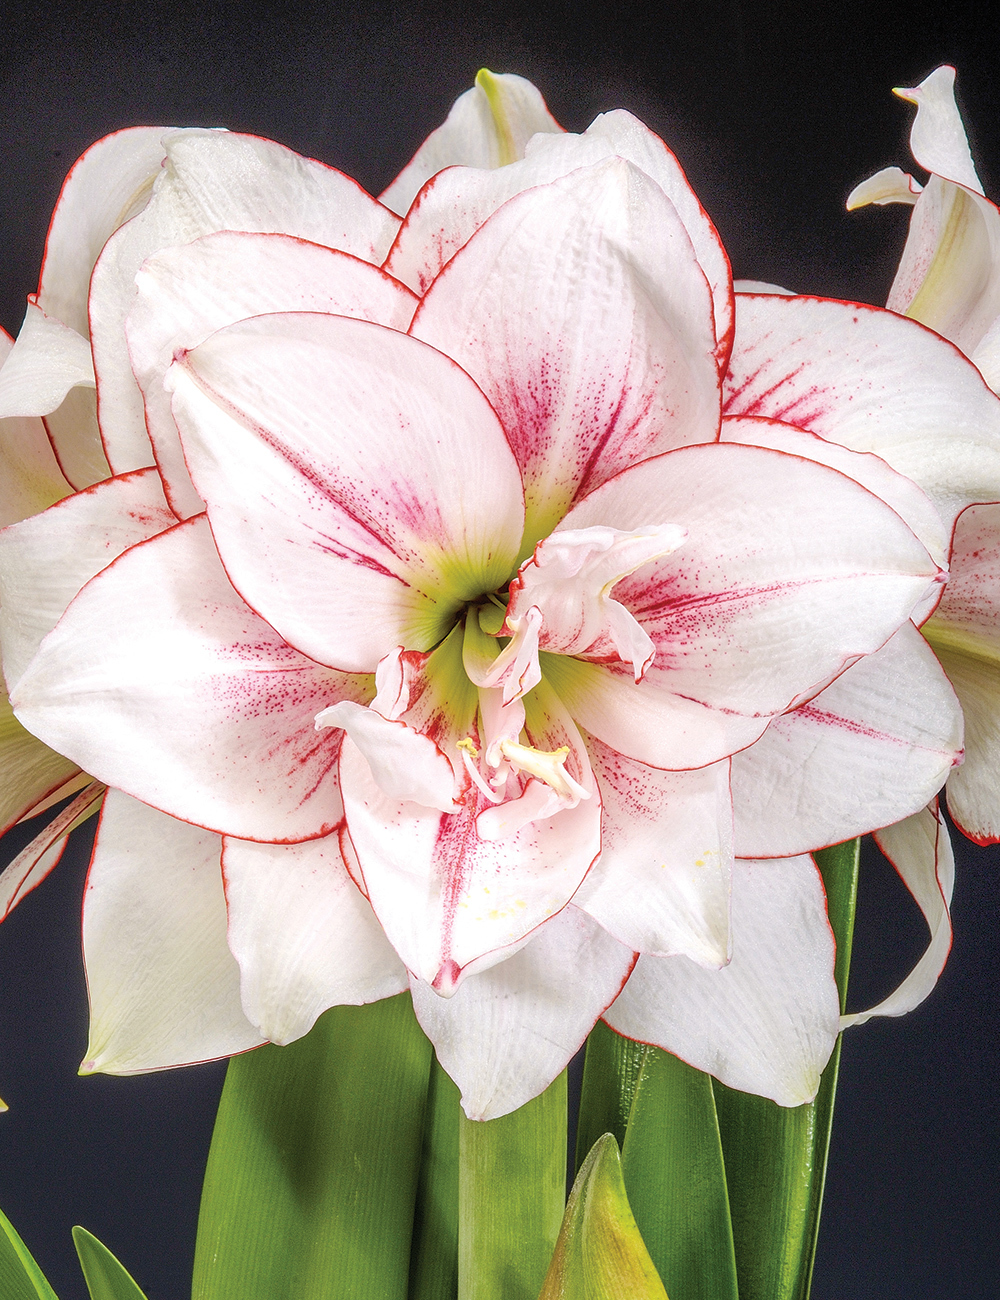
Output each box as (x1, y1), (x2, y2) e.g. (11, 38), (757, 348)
(81, 790), (265, 1074)
(846, 166), (923, 209)
(894, 66), (983, 194)
(604, 856), (840, 1106)
(0, 301), (94, 419)
(410, 905), (635, 1120)
(842, 802), (954, 1026)
(222, 834), (407, 1045)
(319, 707), (460, 813)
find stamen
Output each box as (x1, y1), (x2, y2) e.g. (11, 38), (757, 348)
(498, 739), (591, 803)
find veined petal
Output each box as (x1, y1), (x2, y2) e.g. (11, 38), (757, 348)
(573, 739), (731, 964)
(126, 231), (419, 519)
(846, 166), (923, 209)
(842, 802), (954, 1026)
(409, 905), (635, 1120)
(411, 157), (720, 547)
(168, 312), (524, 671)
(894, 66), (983, 194)
(603, 856), (840, 1106)
(724, 293), (1000, 530)
(222, 833), (408, 1046)
(732, 624), (962, 857)
(0, 467), (176, 691)
(560, 442), (940, 722)
(0, 781), (103, 923)
(0, 300), (94, 419)
(81, 791), (265, 1074)
(12, 516), (371, 841)
(91, 129), (401, 474)
(0, 325), (71, 524)
(340, 650), (601, 991)
(378, 70), (564, 217)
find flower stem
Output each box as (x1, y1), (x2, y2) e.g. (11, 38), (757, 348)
(457, 1071), (566, 1300)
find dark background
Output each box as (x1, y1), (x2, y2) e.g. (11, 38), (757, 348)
(1, 2), (999, 1297)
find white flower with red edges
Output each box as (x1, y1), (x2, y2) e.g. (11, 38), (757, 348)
(0, 72), (992, 1119)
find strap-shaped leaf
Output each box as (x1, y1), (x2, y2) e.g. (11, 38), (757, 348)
(576, 1024), (737, 1300)
(458, 1072), (566, 1300)
(538, 1133), (667, 1299)
(409, 1057), (460, 1300)
(192, 994), (433, 1300)
(713, 839), (859, 1300)
(72, 1227), (147, 1300)
(0, 1206), (59, 1300)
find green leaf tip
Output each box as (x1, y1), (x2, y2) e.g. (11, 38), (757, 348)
(72, 1226), (148, 1300)
(537, 1133), (668, 1300)
(0, 1205), (60, 1300)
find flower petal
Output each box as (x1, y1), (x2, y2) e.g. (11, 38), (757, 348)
(894, 66), (983, 194)
(411, 157), (720, 545)
(0, 328), (72, 525)
(12, 516), (369, 841)
(560, 441), (941, 725)
(221, 833), (408, 1045)
(409, 905), (635, 1120)
(732, 624), (962, 857)
(573, 739), (731, 964)
(846, 166), (923, 209)
(842, 801), (954, 1026)
(603, 856), (840, 1106)
(378, 70), (564, 217)
(0, 781), (103, 922)
(168, 312), (524, 671)
(91, 129), (401, 474)
(0, 467), (175, 692)
(81, 790), (265, 1074)
(0, 301), (94, 419)
(724, 293), (1000, 530)
(126, 231), (419, 519)
(0, 686), (81, 838)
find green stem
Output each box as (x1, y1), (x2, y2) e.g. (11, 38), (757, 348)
(192, 994), (433, 1300)
(712, 838), (860, 1300)
(457, 1072), (566, 1300)
(409, 1057), (461, 1300)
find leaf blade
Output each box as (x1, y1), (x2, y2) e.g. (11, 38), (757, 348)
(72, 1227), (147, 1300)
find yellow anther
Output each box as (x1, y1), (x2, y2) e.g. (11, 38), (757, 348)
(498, 740), (588, 802)
(457, 737), (480, 757)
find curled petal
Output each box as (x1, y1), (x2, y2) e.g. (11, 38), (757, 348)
(409, 905), (635, 1120)
(0, 328), (70, 523)
(847, 166), (923, 209)
(842, 802), (954, 1026)
(0, 301), (94, 420)
(894, 66), (983, 194)
(222, 833), (408, 1045)
(604, 856), (840, 1106)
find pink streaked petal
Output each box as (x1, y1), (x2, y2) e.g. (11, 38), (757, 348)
(573, 739), (731, 964)
(843, 802), (954, 1026)
(222, 833), (408, 1046)
(0, 467), (176, 691)
(732, 624), (962, 857)
(168, 312), (524, 671)
(379, 71), (564, 217)
(91, 129), (401, 475)
(724, 294), (1000, 531)
(561, 442), (940, 722)
(81, 791), (266, 1075)
(409, 905), (635, 1120)
(339, 671), (601, 991)
(603, 856), (840, 1106)
(411, 157), (720, 546)
(127, 231), (419, 520)
(13, 516), (372, 842)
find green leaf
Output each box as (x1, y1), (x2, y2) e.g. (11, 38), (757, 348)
(538, 1133), (667, 1300)
(0, 1206), (59, 1300)
(72, 1227), (147, 1300)
(577, 1023), (737, 1300)
(458, 1071), (566, 1300)
(712, 838), (860, 1300)
(192, 993), (433, 1300)
(409, 1056), (460, 1300)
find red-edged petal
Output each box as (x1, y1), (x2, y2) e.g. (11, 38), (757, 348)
(724, 294), (1000, 530)
(0, 329), (72, 525)
(0, 781), (103, 922)
(126, 231), (419, 519)
(90, 129), (401, 474)
(573, 740), (731, 963)
(603, 856), (840, 1106)
(12, 516), (371, 842)
(842, 801), (954, 1025)
(222, 833), (408, 1045)
(732, 624), (962, 857)
(411, 158), (719, 547)
(81, 790), (266, 1074)
(0, 686), (82, 839)
(409, 905), (635, 1120)
(168, 312), (524, 671)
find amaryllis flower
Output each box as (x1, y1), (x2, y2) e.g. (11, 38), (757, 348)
(0, 75), (986, 1119)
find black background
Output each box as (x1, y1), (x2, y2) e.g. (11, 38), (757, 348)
(1, 2), (999, 1297)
